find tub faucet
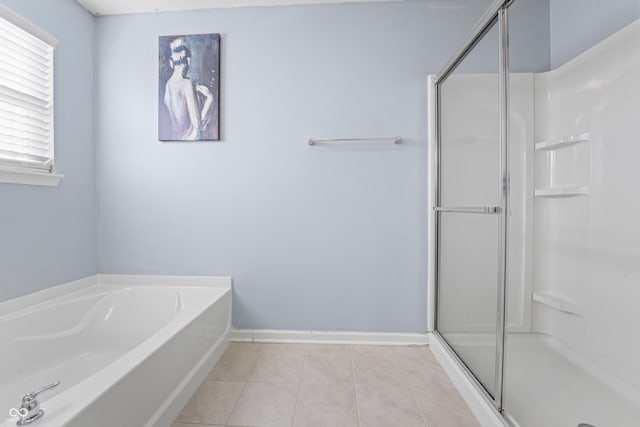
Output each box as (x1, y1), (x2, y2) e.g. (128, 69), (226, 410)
(16, 381), (60, 426)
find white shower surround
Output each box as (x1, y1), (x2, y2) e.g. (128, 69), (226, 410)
(0, 275), (231, 427)
(429, 17), (640, 427)
(530, 17), (640, 397)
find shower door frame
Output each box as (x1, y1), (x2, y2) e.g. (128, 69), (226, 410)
(431, 0), (511, 414)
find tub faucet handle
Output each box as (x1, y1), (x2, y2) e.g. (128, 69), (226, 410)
(22, 381), (60, 403)
(17, 381), (60, 426)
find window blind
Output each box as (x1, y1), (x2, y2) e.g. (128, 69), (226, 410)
(0, 14), (54, 172)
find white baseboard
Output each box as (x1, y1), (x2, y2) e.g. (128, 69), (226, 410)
(429, 333), (508, 427)
(231, 329), (429, 346)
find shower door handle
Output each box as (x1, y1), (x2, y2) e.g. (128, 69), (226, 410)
(433, 206), (501, 214)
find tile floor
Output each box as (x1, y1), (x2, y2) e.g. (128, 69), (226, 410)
(172, 342), (480, 427)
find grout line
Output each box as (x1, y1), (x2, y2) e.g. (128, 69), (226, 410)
(220, 345), (250, 426)
(396, 348), (413, 388)
(396, 348), (429, 426)
(238, 380), (302, 385)
(410, 386), (429, 427)
(224, 381), (247, 425)
(290, 347), (308, 427)
(350, 345), (362, 426)
(175, 421), (227, 426)
(397, 347), (428, 426)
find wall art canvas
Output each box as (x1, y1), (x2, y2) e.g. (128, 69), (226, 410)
(158, 33), (220, 141)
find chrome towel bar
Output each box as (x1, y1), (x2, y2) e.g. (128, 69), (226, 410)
(434, 206), (501, 214)
(308, 136), (401, 145)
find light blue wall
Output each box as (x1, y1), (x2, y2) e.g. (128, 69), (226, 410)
(0, 0), (97, 301)
(453, 0), (551, 74)
(0, 0), (632, 330)
(509, 0), (551, 72)
(96, 1), (493, 332)
(550, 0), (640, 67)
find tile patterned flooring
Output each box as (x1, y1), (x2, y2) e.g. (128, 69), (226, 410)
(172, 343), (480, 427)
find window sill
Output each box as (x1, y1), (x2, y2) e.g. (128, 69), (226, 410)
(0, 167), (63, 187)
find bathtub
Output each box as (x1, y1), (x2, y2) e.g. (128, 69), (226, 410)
(0, 274), (231, 427)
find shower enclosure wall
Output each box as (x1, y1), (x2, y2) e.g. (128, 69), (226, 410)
(429, 1), (640, 426)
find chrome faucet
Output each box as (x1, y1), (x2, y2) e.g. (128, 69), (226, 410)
(16, 381), (60, 426)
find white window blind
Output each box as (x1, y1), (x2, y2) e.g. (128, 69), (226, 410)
(0, 11), (55, 173)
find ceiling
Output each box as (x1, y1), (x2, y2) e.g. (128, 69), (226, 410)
(76, 0), (399, 15)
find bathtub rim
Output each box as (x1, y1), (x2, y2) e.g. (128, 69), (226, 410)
(0, 274), (231, 427)
(0, 274), (231, 319)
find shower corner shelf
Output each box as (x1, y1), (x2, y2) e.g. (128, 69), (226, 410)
(533, 292), (584, 316)
(535, 132), (590, 151)
(535, 186), (589, 197)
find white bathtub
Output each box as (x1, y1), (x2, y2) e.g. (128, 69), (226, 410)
(0, 275), (231, 427)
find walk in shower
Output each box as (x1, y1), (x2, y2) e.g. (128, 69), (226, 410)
(430, 0), (640, 425)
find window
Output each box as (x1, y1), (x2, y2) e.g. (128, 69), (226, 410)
(0, 6), (60, 186)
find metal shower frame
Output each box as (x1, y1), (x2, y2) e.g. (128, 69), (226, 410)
(431, 0), (514, 418)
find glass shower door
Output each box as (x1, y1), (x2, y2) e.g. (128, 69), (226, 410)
(435, 20), (503, 398)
